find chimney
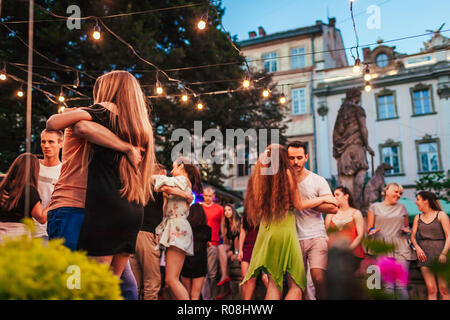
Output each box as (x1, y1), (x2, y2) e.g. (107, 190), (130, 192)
(249, 31), (257, 38)
(328, 17), (336, 27)
(258, 26), (266, 37)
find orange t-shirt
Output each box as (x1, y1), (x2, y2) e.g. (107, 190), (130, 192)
(47, 128), (87, 211)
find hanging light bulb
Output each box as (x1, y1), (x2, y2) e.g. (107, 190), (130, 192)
(0, 73), (6, 81)
(58, 89), (65, 102)
(92, 21), (101, 40)
(58, 105), (66, 114)
(197, 19), (206, 30)
(262, 89), (270, 98)
(156, 85), (163, 95)
(364, 81), (372, 92)
(364, 67), (372, 81)
(353, 58), (361, 74)
(181, 94), (189, 102)
(197, 102), (204, 110)
(279, 94), (286, 104)
(242, 79), (250, 89)
(16, 88), (24, 98)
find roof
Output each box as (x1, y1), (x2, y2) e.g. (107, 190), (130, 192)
(238, 24), (323, 48)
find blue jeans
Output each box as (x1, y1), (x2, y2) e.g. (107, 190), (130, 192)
(47, 207), (84, 251)
(120, 260), (138, 300)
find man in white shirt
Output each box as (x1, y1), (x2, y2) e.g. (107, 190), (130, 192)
(34, 129), (63, 240)
(287, 141), (338, 300)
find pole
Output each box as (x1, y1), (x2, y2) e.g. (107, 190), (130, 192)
(25, 0), (34, 218)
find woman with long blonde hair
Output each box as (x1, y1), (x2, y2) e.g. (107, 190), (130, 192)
(45, 70), (155, 277)
(240, 144), (337, 300)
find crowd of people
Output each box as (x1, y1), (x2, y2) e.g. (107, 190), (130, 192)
(0, 70), (449, 300)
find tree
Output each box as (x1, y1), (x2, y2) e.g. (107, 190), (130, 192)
(415, 173), (450, 202)
(0, 0), (287, 184)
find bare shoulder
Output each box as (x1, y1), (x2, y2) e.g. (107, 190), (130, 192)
(438, 211), (449, 222)
(353, 209), (363, 219)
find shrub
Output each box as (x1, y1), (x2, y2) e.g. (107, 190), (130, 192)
(0, 219), (122, 300)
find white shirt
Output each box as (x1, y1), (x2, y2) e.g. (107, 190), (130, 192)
(33, 162), (62, 237)
(294, 171), (332, 241)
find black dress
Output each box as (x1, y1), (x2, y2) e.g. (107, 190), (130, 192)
(76, 104), (144, 256)
(181, 224), (211, 278)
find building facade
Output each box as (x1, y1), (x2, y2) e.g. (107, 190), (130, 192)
(313, 32), (450, 200)
(223, 18), (348, 194)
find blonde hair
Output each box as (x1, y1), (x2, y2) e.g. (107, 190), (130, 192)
(382, 182), (403, 197)
(82, 70), (155, 206)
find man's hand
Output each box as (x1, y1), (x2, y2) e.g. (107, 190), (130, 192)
(366, 146), (375, 156)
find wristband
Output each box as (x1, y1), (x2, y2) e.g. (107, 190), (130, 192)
(369, 228), (375, 232)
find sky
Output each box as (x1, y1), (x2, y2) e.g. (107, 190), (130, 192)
(221, 0), (450, 58)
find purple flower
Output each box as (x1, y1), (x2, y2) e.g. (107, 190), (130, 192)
(376, 256), (409, 285)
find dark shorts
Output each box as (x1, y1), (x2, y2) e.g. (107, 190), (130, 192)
(47, 207), (84, 251)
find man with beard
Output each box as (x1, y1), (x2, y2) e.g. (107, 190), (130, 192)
(287, 141), (338, 300)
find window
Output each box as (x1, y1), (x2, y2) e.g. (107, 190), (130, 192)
(263, 52), (277, 72)
(380, 144), (402, 175)
(376, 94), (397, 120)
(291, 88), (307, 115)
(412, 89), (432, 115)
(376, 53), (389, 68)
(290, 47), (306, 69)
(417, 141), (440, 173)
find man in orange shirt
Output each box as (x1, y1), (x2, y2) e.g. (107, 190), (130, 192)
(200, 186), (224, 300)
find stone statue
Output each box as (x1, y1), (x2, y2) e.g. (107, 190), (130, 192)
(332, 88), (374, 209)
(361, 163), (393, 215)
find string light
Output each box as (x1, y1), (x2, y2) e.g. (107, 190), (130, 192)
(181, 94), (189, 102)
(92, 21), (101, 40)
(364, 66), (371, 81)
(16, 87), (24, 98)
(364, 81), (372, 92)
(58, 88), (65, 102)
(262, 89), (270, 98)
(279, 94), (286, 104)
(156, 84), (164, 95)
(242, 79), (250, 89)
(353, 58), (361, 73)
(0, 73), (6, 81)
(197, 102), (204, 110)
(58, 105), (66, 113)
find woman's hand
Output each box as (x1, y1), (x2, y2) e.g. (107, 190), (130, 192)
(237, 250), (243, 262)
(400, 226), (411, 234)
(126, 145), (143, 170)
(439, 253), (447, 264)
(367, 228), (380, 236)
(416, 247), (427, 262)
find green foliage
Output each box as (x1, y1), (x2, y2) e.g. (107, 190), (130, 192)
(415, 173), (450, 202)
(0, 0), (287, 184)
(430, 253), (450, 284)
(0, 219), (122, 300)
(363, 238), (396, 256)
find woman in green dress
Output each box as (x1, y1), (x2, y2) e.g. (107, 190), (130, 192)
(241, 144), (337, 300)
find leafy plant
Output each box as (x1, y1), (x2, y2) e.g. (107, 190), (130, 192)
(415, 173), (450, 201)
(0, 219), (122, 300)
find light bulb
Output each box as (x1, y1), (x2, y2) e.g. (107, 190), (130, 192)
(17, 90), (24, 97)
(197, 20), (206, 30)
(364, 73), (371, 81)
(242, 79), (250, 88)
(58, 95), (65, 102)
(0, 73), (6, 81)
(364, 82), (372, 92)
(156, 86), (163, 95)
(181, 94), (188, 102)
(262, 89), (270, 98)
(58, 105), (66, 113)
(353, 58), (361, 74)
(92, 25), (101, 40)
(197, 103), (204, 110)
(279, 96), (286, 104)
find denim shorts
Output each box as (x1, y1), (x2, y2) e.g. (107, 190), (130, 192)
(47, 207), (84, 251)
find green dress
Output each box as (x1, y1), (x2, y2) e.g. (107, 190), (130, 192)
(240, 212), (306, 292)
